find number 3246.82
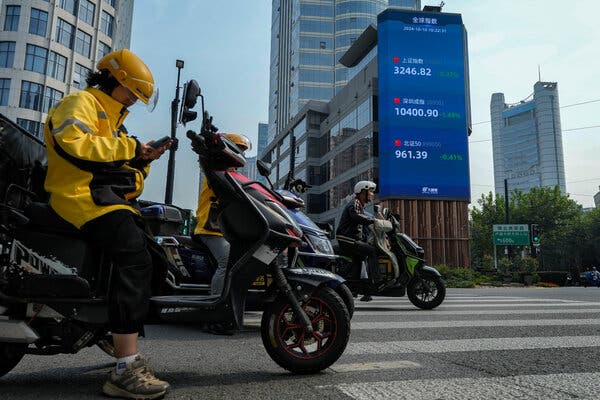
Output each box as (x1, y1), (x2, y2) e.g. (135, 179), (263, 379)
(394, 66), (432, 76)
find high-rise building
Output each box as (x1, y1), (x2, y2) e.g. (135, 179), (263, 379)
(490, 81), (566, 196)
(256, 122), (268, 183)
(0, 0), (134, 141)
(268, 0), (420, 143)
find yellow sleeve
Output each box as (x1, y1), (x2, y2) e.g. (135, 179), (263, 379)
(49, 93), (139, 165)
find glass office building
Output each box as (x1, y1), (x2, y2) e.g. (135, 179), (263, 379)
(490, 81), (566, 196)
(268, 0), (420, 143)
(0, 0), (134, 140)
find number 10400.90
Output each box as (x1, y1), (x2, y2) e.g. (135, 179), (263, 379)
(395, 107), (439, 117)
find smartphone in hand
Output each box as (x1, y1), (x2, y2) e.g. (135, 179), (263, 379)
(150, 136), (171, 149)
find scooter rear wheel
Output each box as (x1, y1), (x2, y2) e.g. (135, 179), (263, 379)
(407, 275), (446, 310)
(261, 287), (350, 374)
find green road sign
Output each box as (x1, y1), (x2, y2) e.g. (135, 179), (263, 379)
(493, 224), (530, 245)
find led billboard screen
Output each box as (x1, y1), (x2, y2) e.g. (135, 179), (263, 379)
(377, 9), (471, 200)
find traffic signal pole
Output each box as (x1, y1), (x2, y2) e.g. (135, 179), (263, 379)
(165, 60), (184, 205)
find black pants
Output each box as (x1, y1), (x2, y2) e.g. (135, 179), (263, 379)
(338, 238), (380, 283)
(81, 210), (153, 334)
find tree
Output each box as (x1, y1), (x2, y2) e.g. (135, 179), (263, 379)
(469, 187), (584, 270)
(469, 192), (507, 267)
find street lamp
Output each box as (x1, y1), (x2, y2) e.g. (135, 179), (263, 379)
(165, 59), (184, 204)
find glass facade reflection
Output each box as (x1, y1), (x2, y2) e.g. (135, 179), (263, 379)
(0, 0), (134, 140)
(269, 0), (420, 143)
(266, 0), (420, 223)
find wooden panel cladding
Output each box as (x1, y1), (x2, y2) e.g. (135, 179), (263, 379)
(384, 199), (470, 268)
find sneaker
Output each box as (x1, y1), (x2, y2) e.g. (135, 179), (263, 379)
(102, 355), (169, 399)
(204, 322), (235, 336)
(360, 294), (373, 302)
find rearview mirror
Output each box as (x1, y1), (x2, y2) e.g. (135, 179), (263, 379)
(179, 79), (201, 125)
(257, 159), (271, 177)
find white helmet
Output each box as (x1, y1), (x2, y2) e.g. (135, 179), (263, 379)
(354, 180), (376, 195)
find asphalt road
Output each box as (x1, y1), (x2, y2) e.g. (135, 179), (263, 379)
(3, 287), (600, 399)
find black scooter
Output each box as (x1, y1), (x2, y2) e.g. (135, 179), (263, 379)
(0, 91), (352, 376)
(333, 206), (446, 309)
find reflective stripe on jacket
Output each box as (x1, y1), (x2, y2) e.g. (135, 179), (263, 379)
(44, 87), (149, 228)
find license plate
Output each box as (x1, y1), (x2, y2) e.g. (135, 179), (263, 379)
(252, 245), (279, 264)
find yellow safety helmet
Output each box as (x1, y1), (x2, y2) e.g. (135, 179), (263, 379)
(97, 49), (158, 111)
(224, 133), (252, 153)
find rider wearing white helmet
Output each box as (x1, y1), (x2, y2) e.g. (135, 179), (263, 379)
(336, 180), (380, 301)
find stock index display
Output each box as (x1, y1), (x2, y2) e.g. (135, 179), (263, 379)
(377, 9), (471, 200)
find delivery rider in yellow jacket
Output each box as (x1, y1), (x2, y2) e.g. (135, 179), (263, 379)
(193, 133), (251, 298)
(43, 49), (170, 399)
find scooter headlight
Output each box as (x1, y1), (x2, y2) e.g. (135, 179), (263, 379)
(307, 234), (334, 255)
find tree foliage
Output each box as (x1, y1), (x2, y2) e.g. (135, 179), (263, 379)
(469, 186), (598, 271)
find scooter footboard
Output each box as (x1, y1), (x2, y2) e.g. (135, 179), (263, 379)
(281, 267), (345, 300)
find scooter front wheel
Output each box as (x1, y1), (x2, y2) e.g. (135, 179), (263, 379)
(407, 275), (446, 310)
(0, 342), (26, 378)
(261, 287), (350, 374)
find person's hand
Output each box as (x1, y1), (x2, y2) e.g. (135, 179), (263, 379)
(140, 139), (172, 160)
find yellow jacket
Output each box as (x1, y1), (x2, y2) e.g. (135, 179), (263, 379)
(44, 87), (150, 229)
(194, 178), (222, 236)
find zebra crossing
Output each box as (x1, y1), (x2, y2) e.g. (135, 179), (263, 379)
(320, 290), (600, 400)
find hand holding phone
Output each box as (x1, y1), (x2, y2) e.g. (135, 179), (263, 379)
(150, 135), (171, 149)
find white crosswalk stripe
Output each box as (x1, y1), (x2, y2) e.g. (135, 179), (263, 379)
(330, 372), (600, 400)
(354, 307), (600, 316)
(351, 318), (600, 329)
(345, 335), (600, 355)
(323, 292), (600, 399)
(356, 301), (600, 307)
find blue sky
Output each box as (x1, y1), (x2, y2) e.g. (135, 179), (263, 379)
(125, 1), (600, 211)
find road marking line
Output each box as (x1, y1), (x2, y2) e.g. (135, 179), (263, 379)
(346, 335), (600, 355)
(328, 360), (421, 373)
(329, 372), (600, 400)
(355, 302), (600, 308)
(351, 318), (600, 329)
(361, 298), (584, 303)
(354, 308), (600, 316)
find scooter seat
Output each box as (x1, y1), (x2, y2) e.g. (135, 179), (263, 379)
(25, 202), (80, 236)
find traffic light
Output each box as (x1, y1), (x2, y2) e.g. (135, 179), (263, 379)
(531, 224), (540, 245)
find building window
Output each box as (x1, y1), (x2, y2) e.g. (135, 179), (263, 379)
(0, 41), (16, 68)
(59, 0), (77, 15)
(56, 18), (74, 49)
(75, 29), (92, 57)
(43, 86), (64, 113)
(20, 81), (44, 111)
(101, 11), (114, 37)
(47, 51), (67, 82)
(17, 118), (43, 140)
(0, 78), (10, 106)
(73, 63), (90, 90)
(25, 44), (48, 74)
(97, 41), (111, 59)
(29, 8), (48, 36)
(78, 0), (95, 26)
(106, 0), (117, 7)
(4, 5), (20, 31)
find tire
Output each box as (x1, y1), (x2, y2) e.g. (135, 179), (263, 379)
(335, 283), (355, 319)
(261, 287), (350, 374)
(0, 342), (26, 378)
(407, 275), (446, 310)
